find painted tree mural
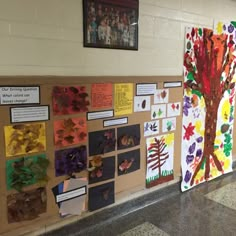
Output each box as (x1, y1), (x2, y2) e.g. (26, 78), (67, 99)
(146, 134), (174, 188)
(181, 25), (236, 191)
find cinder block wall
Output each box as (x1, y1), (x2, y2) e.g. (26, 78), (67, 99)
(0, 0), (235, 76)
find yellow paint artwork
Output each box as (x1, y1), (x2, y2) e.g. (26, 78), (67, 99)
(4, 122), (46, 157)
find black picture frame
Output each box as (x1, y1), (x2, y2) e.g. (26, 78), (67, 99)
(83, 0), (139, 50)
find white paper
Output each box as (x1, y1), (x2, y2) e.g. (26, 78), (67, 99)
(154, 89), (169, 104)
(87, 110), (113, 120)
(167, 102), (181, 117)
(134, 96), (151, 112)
(56, 186), (86, 203)
(104, 117), (128, 127)
(136, 83), (156, 95)
(151, 104), (166, 120)
(144, 120), (159, 137)
(164, 81), (182, 88)
(162, 117), (176, 132)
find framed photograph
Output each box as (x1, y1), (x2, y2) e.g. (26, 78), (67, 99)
(83, 0), (139, 50)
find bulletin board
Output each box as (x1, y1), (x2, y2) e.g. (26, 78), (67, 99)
(0, 75), (205, 235)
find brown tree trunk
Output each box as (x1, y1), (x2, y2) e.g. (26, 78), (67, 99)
(190, 94), (223, 186)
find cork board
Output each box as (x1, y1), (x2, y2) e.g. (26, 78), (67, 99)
(0, 75), (226, 235)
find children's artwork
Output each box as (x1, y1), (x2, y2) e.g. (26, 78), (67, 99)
(134, 96), (151, 112)
(118, 149), (140, 176)
(6, 154), (49, 191)
(167, 102), (181, 117)
(181, 26), (236, 192)
(146, 134), (174, 188)
(144, 120), (159, 137)
(4, 122), (46, 157)
(54, 117), (87, 148)
(52, 86), (89, 115)
(151, 104), (166, 120)
(154, 89), (169, 103)
(114, 83), (133, 116)
(7, 187), (47, 223)
(88, 155), (115, 184)
(88, 181), (114, 211)
(89, 129), (116, 156)
(162, 117), (176, 133)
(91, 83), (113, 108)
(55, 146), (87, 177)
(117, 124), (140, 150)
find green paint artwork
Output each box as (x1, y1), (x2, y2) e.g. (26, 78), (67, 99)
(6, 154), (49, 191)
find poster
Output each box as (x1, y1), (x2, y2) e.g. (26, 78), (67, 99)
(146, 134), (174, 188)
(54, 117), (87, 148)
(4, 122), (46, 157)
(181, 26), (236, 192)
(114, 83), (133, 116)
(91, 83), (113, 108)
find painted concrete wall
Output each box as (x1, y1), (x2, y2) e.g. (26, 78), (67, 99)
(0, 0), (235, 76)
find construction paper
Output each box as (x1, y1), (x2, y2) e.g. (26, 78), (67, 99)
(146, 134), (174, 188)
(7, 187), (47, 223)
(88, 181), (115, 211)
(114, 83), (133, 116)
(4, 122), (46, 157)
(6, 154), (49, 191)
(144, 120), (160, 137)
(91, 83), (113, 108)
(134, 96), (151, 112)
(154, 89), (169, 103)
(54, 117), (87, 148)
(89, 129), (116, 156)
(181, 26), (236, 192)
(89, 156), (115, 184)
(117, 124), (140, 150)
(162, 117), (176, 133)
(55, 146), (87, 177)
(118, 149), (140, 176)
(52, 86), (89, 115)
(151, 104), (166, 120)
(167, 102), (181, 117)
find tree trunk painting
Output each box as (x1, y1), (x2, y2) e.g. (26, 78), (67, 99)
(181, 24), (236, 192)
(146, 134), (174, 188)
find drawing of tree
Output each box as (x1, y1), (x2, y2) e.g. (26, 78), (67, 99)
(184, 27), (236, 186)
(147, 137), (169, 178)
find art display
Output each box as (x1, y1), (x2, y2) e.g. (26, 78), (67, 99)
(7, 188), (47, 223)
(154, 89), (169, 104)
(114, 83), (133, 116)
(167, 102), (181, 117)
(89, 129), (116, 156)
(144, 120), (159, 137)
(117, 124), (140, 150)
(118, 149), (140, 176)
(54, 117), (87, 148)
(162, 117), (176, 133)
(181, 26), (236, 191)
(52, 86), (89, 115)
(91, 83), (113, 108)
(146, 134), (174, 188)
(6, 154), (49, 191)
(88, 155), (115, 184)
(151, 104), (166, 120)
(88, 181), (115, 211)
(4, 122), (46, 157)
(55, 146), (87, 177)
(83, 0), (139, 50)
(133, 96), (151, 112)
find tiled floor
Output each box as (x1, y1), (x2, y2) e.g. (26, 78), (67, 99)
(45, 171), (236, 236)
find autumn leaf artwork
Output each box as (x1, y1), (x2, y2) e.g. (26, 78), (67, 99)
(154, 89), (169, 103)
(4, 123), (46, 157)
(181, 26), (236, 192)
(52, 86), (90, 115)
(146, 134), (174, 188)
(144, 120), (159, 137)
(54, 117), (87, 148)
(151, 104), (166, 120)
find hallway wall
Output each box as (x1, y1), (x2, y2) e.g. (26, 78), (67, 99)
(0, 0), (235, 76)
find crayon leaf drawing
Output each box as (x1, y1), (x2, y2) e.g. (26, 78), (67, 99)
(167, 102), (181, 117)
(52, 86), (90, 115)
(134, 96), (151, 112)
(6, 155), (49, 192)
(55, 146), (87, 177)
(151, 104), (166, 120)
(146, 134), (174, 188)
(154, 89), (169, 103)
(88, 155), (103, 179)
(4, 123), (46, 157)
(162, 118), (176, 133)
(54, 117), (87, 148)
(181, 26), (236, 191)
(89, 129), (116, 156)
(144, 120), (159, 137)
(7, 187), (47, 223)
